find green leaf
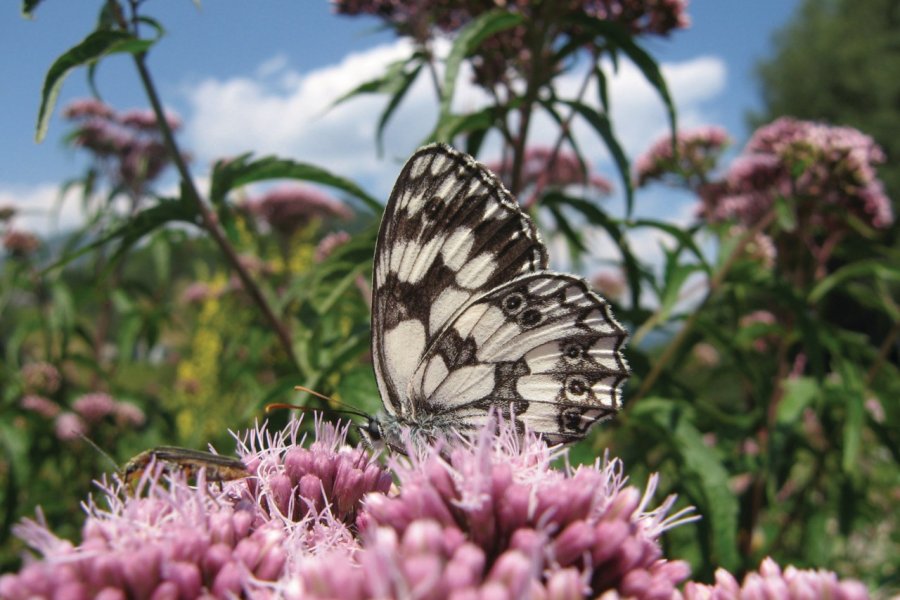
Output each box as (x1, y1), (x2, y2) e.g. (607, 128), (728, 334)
(41, 199), (198, 274)
(331, 58), (413, 106)
(773, 195), (797, 232)
(630, 398), (741, 571)
(776, 377), (818, 425)
(657, 253), (702, 323)
(809, 259), (900, 308)
(440, 10), (524, 118)
(21, 0), (43, 18)
(835, 360), (865, 474)
(209, 154), (381, 213)
(375, 62), (423, 153)
(542, 192), (643, 307)
(546, 203), (587, 258)
(631, 218), (709, 271)
(558, 99), (634, 215)
(431, 106), (498, 145)
(537, 97), (590, 181)
(36, 30), (158, 141)
(568, 15), (678, 149)
(331, 55), (425, 154)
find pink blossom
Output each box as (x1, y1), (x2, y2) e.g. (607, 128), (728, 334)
(240, 417), (392, 526)
(591, 270), (627, 300)
(118, 108), (182, 131)
(315, 230), (352, 262)
(334, 0), (689, 88)
(248, 185), (353, 235)
(54, 412), (86, 441)
(486, 147), (613, 203)
(726, 225), (776, 268)
(2, 229), (40, 256)
(1, 415), (865, 599)
(180, 281), (216, 304)
(692, 342), (720, 368)
(72, 392), (117, 422)
(114, 401), (147, 427)
(62, 99), (182, 194)
(20, 361), (62, 395)
(20, 394), (61, 418)
(679, 557), (869, 600)
(702, 118), (893, 231)
(346, 418), (697, 599)
(62, 98), (115, 120)
(635, 126), (731, 187)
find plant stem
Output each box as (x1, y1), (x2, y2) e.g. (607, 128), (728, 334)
(130, 53), (299, 368)
(522, 56), (596, 210)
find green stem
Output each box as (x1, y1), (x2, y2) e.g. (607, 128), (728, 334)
(128, 44), (299, 370)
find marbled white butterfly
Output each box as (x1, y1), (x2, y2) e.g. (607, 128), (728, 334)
(362, 144), (629, 451)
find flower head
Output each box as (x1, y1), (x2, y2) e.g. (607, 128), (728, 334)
(62, 98), (181, 194)
(2, 229), (41, 257)
(334, 0), (689, 89)
(315, 230), (352, 263)
(20, 394), (61, 418)
(679, 557), (869, 600)
(485, 146), (613, 206)
(636, 126), (731, 188)
(701, 118), (893, 230)
(20, 361), (62, 395)
(53, 412), (87, 441)
(312, 416), (697, 599)
(248, 185), (353, 235)
(1, 414), (864, 599)
(73, 392), (117, 423)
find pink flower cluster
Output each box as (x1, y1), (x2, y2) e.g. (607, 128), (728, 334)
(0, 416), (868, 599)
(486, 147), (613, 206)
(679, 557), (868, 600)
(19, 390), (146, 441)
(20, 361), (62, 395)
(62, 98), (181, 195)
(334, 0), (688, 88)
(315, 421), (696, 599)
(635, 126), (731, 187)
(700, 118), (893, 230)
(315, 230), (352, 263)
(246, 185), (353, 235)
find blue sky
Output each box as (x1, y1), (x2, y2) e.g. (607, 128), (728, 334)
(1, 2), (801, 240)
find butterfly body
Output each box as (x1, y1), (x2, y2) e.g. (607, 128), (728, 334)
(368, 144), (629, 450)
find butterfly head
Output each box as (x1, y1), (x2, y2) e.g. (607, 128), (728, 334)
(357, 413), (413, 454)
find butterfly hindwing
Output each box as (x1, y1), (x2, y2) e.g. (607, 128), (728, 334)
(407, 273), (629, 443)
(372, 145), (547, 417)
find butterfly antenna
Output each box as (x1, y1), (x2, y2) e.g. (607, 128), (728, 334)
(78, 434), (119, 472)
(265, 385), (372, 421)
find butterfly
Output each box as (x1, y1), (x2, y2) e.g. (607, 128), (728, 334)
(361, 144), (630, 452)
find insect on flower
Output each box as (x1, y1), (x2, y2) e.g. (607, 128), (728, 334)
(121, 446), (249, 487)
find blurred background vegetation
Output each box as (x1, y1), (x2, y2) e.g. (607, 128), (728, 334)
(2, 0), (898, 595)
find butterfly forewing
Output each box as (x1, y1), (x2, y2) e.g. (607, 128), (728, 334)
(407, 273), (628, 443)
(372, 145), (547, 417)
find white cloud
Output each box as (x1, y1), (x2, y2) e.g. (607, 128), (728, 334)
(4, 43), (727, 284)
(181, 42), (727, 200)
(0, 183), (85, 238)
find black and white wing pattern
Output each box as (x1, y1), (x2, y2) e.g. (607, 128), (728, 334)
(371, 144), (628, 447)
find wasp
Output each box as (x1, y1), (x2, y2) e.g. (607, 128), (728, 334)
(122, 446), (249, 487)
